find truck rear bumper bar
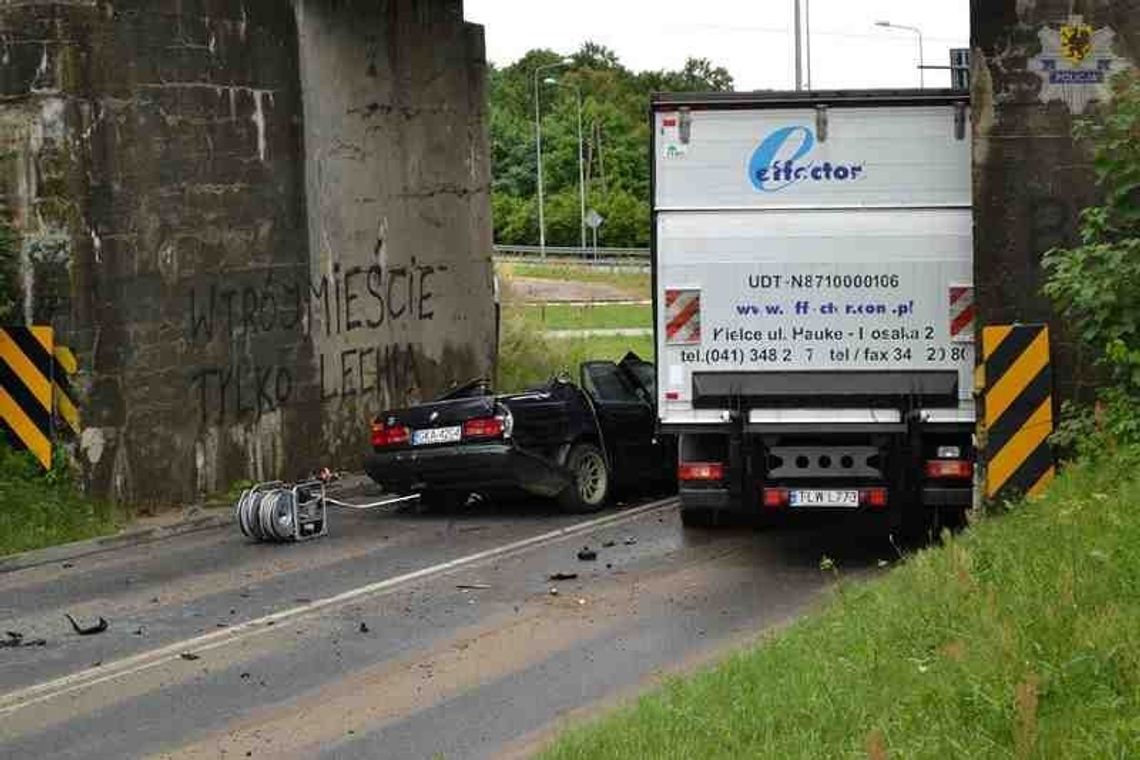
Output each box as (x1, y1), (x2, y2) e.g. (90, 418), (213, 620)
(678, 487), (733, 510)
(921, 486), (972, 507)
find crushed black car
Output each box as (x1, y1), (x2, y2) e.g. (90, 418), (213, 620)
(364, 354), (674, 512)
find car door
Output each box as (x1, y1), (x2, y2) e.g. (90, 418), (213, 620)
(580, 361), (656, 484)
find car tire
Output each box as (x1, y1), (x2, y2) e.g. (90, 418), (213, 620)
(558, 443), (610, 513)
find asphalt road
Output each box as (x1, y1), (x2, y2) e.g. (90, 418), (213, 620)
(0, 486), (896, 759)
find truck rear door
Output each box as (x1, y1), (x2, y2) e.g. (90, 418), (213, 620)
(652, 93), (974, 426)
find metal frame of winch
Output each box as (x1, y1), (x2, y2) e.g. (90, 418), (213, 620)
(235, 480), (420, 543)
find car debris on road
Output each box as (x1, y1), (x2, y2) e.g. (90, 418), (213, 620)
(2, 631), (46, 648)
(65, 614), (108, 636)
(548, 572), (578, 581)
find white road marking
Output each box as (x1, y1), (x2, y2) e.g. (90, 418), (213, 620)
(0, 498), (677, 717)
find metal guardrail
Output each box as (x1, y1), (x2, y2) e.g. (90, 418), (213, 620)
(493, 244), (649, 260)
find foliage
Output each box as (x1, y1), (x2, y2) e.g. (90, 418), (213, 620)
(0, 443), (122, 557)
(543, 451), (1140, 759)
(1043, 71), (1140, 391)
(489, 45), (732, 248)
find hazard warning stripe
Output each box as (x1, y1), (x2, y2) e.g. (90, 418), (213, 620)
(52, 345), (81, 435)
(982, 324), (1055, 502)
(667, 299), (699, 338)
(0, 326), (55, 468)
(664, 288), (701, 345)
(949, 285), (975, 341)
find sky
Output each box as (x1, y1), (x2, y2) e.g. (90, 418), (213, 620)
(464, 1), (969, 91)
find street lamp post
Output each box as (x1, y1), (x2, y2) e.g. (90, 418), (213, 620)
(533, 59), (572, 257)
(545, 77), (586, 250)
(875, 20), (925, 89)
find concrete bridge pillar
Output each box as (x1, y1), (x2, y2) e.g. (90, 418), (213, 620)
(0, 0), (494, 504)
(972, 0), (1138, 401)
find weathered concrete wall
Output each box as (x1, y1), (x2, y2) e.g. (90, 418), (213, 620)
(972, 0), (1138, 400)
(0, 0), (493, 503)
(293, 0), (494, 467)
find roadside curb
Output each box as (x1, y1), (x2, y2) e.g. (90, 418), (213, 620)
(0, 511), (233, 575)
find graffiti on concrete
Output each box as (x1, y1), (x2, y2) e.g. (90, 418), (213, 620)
(187, 258), (444, 343)
(186, 258), (448, 424)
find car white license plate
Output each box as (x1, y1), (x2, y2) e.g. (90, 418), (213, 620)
(412, 426), (462, 446)
(789, 489), (859, 508)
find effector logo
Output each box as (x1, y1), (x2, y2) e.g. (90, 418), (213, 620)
(748, 126), (864, 192)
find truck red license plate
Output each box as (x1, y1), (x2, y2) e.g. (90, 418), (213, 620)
(789, 489), (859, 508)
(412, 426), (462, 446)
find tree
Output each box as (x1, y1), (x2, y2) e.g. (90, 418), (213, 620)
(488, 45), (734, 248)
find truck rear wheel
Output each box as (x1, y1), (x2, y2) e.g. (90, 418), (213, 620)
(558, 443), (609, 513)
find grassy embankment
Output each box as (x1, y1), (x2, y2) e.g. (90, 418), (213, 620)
(544, 451), (1140, 758)
(495, 262), (653, 392)
(0, 446), (124, 557)
(498, 261), (650, 295)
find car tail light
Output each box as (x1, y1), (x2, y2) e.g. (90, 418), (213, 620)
(860, 487), (889, 510)
(678, 462), (724, 481)
(665, 391), (680, 400)
(463, 416), (506, 440)
(925, 460), (973, 479)
(762, 488), (789, 510)
(371, 421), (409, 447)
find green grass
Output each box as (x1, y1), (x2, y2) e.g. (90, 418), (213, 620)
(497, 261), (650, 298)
(543, 452), (1140, 759)
(0, 446), (124, 557)
(506, 303), (651, 331)
(497, 315), (653, 392)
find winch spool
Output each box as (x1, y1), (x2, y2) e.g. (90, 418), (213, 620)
(235, 478), (419, 543)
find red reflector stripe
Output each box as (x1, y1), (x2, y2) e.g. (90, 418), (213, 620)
(678, 462), (724, 481)
(926, 459), (973, 479)
(666, 298), (700, 339)
(665, 391), (680, 400)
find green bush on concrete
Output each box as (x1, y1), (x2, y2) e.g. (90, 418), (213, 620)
(0, 444), (122, 557)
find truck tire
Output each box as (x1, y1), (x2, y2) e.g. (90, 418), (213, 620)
(558, 443), (610, 513)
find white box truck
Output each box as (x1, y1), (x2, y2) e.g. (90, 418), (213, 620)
(651, 90), (975, 535)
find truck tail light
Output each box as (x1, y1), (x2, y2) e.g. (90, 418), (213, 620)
(860, 487), (889, 510)
(678, 462), (724, 482)
(925, 460), (973, 480)
(371, 421), (409, 448)
(463, 416), (506, 440)
(762, 488), (789, 510)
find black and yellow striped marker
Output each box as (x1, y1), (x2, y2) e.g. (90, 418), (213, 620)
(1, 326), (55, 468)
(981, 324), (1055, 501)
(52, 343), (81, 436)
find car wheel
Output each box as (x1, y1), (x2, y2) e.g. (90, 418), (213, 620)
(558, 443), (610, 513)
